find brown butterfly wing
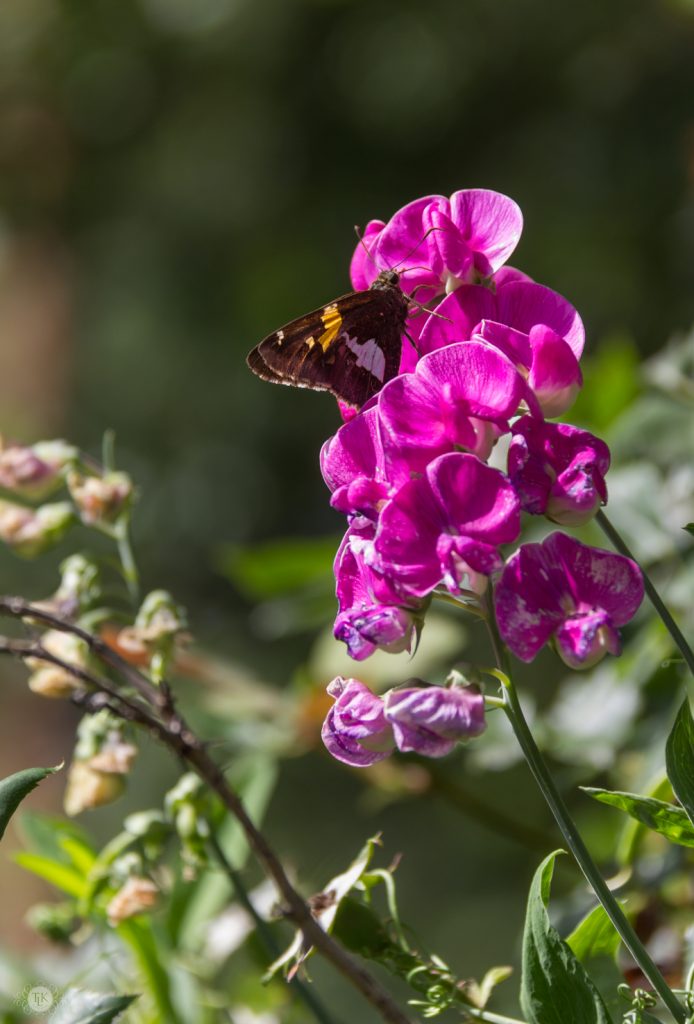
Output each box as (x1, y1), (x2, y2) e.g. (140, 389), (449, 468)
(246, 283), (408, 408)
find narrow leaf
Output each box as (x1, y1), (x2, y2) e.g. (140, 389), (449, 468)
(50, 989), (137, 1024)
(0, 765), (61, 841)
(15, 852), (87, 898)
(666, 699), (694, 825)
(583, 787), (694, 847)
(520, 851), (613, 1024)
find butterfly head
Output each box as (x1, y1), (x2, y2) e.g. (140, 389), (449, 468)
(371, 269), (400, 291)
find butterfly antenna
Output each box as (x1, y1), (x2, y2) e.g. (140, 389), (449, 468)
(390, 225), (446, 272)
(354, 225), (382, 272)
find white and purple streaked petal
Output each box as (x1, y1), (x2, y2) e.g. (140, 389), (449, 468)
(436, 534), (503, 594)
(554, 610), (622, 670)
(385, 684), (486, 757)
(322, 677), (395, 766)
(494, 543), (568, 661)
(547, 532), (644, 626)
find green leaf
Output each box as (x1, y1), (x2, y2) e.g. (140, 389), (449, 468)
(50, 989), (137, 1024)
(684, 524), (694, 537)
(18, 811), (93, 862)
(520, 851), (613, 1024)
(218, 535), (339, 598)
(567, 904), (624, 1020)
(0, 765), (61, 842)
(583, 787), (694, 847)
(666, 699), (694, 825)
(14, 852), (87, 898)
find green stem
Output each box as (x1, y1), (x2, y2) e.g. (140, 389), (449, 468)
(465, 1009), (527, 1024)
(117, 918), (183, 1024)
(208, 833), (342, 1024)
(501, 676), (685, 1022)
(115, 515), (140, 605)
(596, 509), (694, 677)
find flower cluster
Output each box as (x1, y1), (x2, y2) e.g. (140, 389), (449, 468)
(320, 189), (644, 764)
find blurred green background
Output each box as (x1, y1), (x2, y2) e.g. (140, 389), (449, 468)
(1, 0), (694, 1019)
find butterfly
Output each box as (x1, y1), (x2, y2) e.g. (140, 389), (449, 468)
(246, 269), (410, 409)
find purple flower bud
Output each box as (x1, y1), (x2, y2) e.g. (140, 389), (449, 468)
(494, 532), (644, 669)
(321, 678), (395, 767)
(508, 417), (610, 526)
(384, 684), (486, 758)
(0, 439), (76, 501)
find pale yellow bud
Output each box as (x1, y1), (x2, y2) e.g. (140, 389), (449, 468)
(106, 876), (158, 926)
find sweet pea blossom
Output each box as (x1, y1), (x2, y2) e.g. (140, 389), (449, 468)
(321, 677), (395, 767)
(322, 677), (486, 765)
(350, 189), (523, 299)
(321, 407), (394, 521)
(334, 525), (425, 660)
(373, 452), (520, 598)
(377, 341), (533, 481)
(508, 417), (610, 525)
(494, 532), (644, 669)
(384, 683), (486, 757)
(419, 280), (584, 417)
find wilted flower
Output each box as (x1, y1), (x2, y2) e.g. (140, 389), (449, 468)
(115, 589), (187, 661)
(64, 760), (126, 816)
(494, 532), (644, 669)
(0, 500), (74, 557)
(508, 417), (610, 525)
(384, 683), (486, 757)
(321, 677), (395, 767)
(68, 470), (133, 526)
(25, 630), (89, 699)
(0, 438), (76, 501)
(106, 876), (158, 926)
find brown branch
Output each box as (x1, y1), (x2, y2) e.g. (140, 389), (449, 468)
(0, 620), (413, 1024)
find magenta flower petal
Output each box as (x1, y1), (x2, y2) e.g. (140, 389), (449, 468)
(509, 417), (610, 525)
(350, 219), (386, 290)
(321, 407), (395, 520)
(496, 281), (585, 360)
(378, 341), (529, 479)
(494, 532), (644, 667)
(374, 453), (520, 598)
(385, 684), (486, 757)
(334, 526), (423, 659)
(449, 189), (523, 277)
(419, 285), (497, 356)
(322, 677), (394, 766)
(527, 326), (583, 417)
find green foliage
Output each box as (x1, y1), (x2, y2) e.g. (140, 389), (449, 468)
(567, 905), (626, 1021)
(0, 765), (61, 842)
(583, 787), (694, 848)
(520, 852), (613, 1024)
(50, 990), (137, 1024)
(666, 699), (694, 826)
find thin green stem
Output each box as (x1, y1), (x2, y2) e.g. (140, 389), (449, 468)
(115, 515), (140, 605)
(501, 678), (685, 1021)
(465, 1009), (527, 1024)
(208, 832), (342, 1024)
(596, 509), (694, 677)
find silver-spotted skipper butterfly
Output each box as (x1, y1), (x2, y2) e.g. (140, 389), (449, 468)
(246, 269), (410, 409)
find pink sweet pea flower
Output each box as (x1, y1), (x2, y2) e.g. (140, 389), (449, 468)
(334, 525), (425, 660)
(321, 407), (395, 522)
(384, 683), (486, 757)
(419, 280), (584, 417)
(377, 340), (532, 481)
(494, 532), (644, 669)
(373, 452), (520, 598)
(321, 677), (395, 767)
(508, 417), (610, 525)
(350, 190), (523, 300)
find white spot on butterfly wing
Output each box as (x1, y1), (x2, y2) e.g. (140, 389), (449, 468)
(342, 331), (386, 381)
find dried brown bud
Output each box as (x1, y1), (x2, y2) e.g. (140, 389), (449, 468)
(106, 876), (158, 926)
(64, 761), (125, 817)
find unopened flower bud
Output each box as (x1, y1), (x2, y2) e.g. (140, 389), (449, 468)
(64, 760), (125, 816)
(68, 470), (133, 526)
(25, 631), (88, 699)
(26, 901), (80, 944)
(116, 590), (187, 660)
(88, 736), (138, 775)
(321, 677), (395, 767)
(106, 876), (158, 926)
(0, 500), (74, 557)
(384, 683), (486, 758)
(0, 438), (76, 501)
